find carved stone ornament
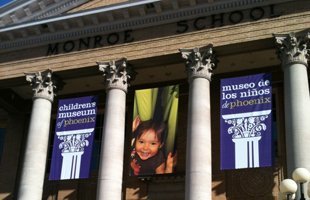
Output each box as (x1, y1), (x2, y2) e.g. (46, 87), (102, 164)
(179, 45), (217, 82)
(226, 168), (274, 198)
(274, 31), (310, 67)
(25, 69), (57, 102)
(97, 58), (136, 92)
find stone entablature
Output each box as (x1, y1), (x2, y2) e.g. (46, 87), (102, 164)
(0, 0), (295, 52)
(0, 8), (308, 81)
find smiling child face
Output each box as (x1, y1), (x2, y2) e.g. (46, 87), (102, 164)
(135, 129), (161, 160)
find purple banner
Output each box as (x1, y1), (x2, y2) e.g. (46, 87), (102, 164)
(220, 73), (272, 170)
(49, 96), (98, 180)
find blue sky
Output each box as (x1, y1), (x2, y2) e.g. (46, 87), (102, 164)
(0, 0), (15, 7)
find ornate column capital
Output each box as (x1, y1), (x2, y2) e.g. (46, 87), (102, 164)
(274, 31), (310, 68)
(97, 58), (136, 93)
(179, 45), (217, 82)
(25, 69), (61, 102)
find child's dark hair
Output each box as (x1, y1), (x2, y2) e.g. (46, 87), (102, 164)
(133, 120), (167, 144)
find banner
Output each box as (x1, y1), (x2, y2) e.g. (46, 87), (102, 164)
(49, 96), (98, 180)
(220, 73), (272, 170)
(130, 85), (179, 176)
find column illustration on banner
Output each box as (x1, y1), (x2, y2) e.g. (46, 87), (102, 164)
(222, 110), (271, 169)
(49, 96), (98, 180)
(57, 128), (94, 179)
(220, 73), (272, 170)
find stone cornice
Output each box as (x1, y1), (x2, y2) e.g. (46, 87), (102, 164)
(0, 0), (294, 52)
(34, 0), (89, 20)
(0, 0), (88, 27)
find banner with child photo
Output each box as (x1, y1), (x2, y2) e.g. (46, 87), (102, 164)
(130, 85), (179, 176)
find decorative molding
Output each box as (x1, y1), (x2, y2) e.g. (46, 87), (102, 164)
(274, 31), (310, 67)
(179, 45), (217, 82)
(0, 0), (36, 18)
(98, 58), (136, 92)
(0, 0), (294, 51)
(227, 168), (274, 198)
(239, 168), (275, 196)
(0, 0), (88, 27)
(34, 0), (89, 20)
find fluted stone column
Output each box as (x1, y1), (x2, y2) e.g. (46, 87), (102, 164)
(180, 46), (217, 200)
(96, 58), (134, 200)
(18, 69), (58, 200)
(274, 32), (310, 175)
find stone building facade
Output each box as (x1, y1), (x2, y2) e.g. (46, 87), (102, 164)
(0, 0), (309, 199)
